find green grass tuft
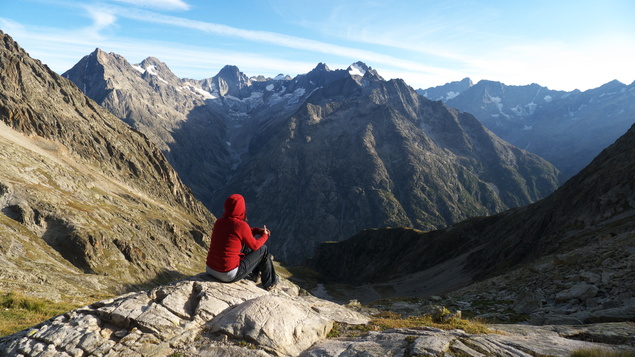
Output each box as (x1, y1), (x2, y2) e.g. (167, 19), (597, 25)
(327, 311), (489, 339)
(0, 292), (81, 337)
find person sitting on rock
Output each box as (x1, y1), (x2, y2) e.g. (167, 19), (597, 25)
(205, 193), (278, 290)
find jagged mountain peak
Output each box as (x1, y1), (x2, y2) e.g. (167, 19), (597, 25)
(62, 47), (562, 264)
(217, 64), (243, 78)
(134, 56), (181, 84)
(459, 77), (474, 86)
(596, 79), (626, 91)
(273, 73), (291, 81)
(86, 48), (128, 67)
(207, 64), (252, 97)
(416, 77), (473, 101)
(347, 61), (369, 76)
(311, 62), (331, 73)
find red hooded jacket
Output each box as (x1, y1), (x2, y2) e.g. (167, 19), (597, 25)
(206, 194), (269, 272)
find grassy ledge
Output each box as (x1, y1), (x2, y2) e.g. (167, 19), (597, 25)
(0, 292), (83, 337)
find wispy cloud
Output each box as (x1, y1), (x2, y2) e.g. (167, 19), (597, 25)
(82, 5), (117, 39)
(0, 16), (319, 80)
(113, 7), (455, 77)
(111, 0), (190, 11)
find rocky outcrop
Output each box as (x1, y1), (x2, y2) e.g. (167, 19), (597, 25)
(1, 274), (633, 356)
(0, 31), (215, 300)
(0, 274), (368, 356)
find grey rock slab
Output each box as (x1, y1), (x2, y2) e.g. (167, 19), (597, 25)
(210, 295), (334, 356)
(450, 339), (486, 357)
(196, 346), (273, 356)
(301, 331), (409, 357)
(487, 333), (598, 356)
(194, 279), (269, 322)
(585, 305), (635, 323)
(551, 322), (635, 345)
(555, 282), (599, 302)
(293, 295), (369, 325)
(410, 333), (456, 356)
(463, 336), (534, 357)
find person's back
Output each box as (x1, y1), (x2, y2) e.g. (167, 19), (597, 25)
(205, 194), (278, 290)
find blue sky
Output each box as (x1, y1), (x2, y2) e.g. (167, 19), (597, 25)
(1, 0), (634, 91)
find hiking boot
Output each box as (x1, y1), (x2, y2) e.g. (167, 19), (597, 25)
(247, 272), (260, 283)
(264, 276), (279, 291)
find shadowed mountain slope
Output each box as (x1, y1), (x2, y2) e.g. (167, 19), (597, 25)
(312, 121), (635, 289)
(0, 31), (215, 301)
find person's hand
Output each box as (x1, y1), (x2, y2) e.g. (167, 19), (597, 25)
(263, 225), (270, 236)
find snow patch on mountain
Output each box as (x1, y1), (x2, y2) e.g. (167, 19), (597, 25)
(144, 65), (158, 76)
(267, 87), (307, 107)
(182, 84), (217, 99)
(349, 63), (366, 77)
(142, 65), (168, 84)
(544, 95), (553, 103)
(490, 96), (503, 110)
(510, 105), (523, 115)
(132, 64), (145, 74)
(445, 91), (460, 100)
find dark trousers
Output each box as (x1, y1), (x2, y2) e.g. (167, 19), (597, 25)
(232, 245), (277, 288)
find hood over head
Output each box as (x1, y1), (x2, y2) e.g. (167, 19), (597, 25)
(223, 194), (246, 220)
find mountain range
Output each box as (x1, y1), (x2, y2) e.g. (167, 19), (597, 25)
(418, 78), (635, 178)
(63, 52), (562, 264)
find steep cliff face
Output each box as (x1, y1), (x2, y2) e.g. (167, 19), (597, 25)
(0, 31), (215, 300)
(64, 51), (562, 264)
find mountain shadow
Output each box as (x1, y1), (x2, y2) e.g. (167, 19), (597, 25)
(311, 122), (635, 292)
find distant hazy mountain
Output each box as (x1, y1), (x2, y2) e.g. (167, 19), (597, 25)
(417, 77), (473, 102)
(64, 54), (562, 264)
(0, 31), (215, 300)
(418, 79), (635, 178)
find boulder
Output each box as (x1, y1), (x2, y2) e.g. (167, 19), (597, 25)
(512, 291), (543, 314)
(585, 305), (635, 323)
(211, 295), (333, 356)
(555, 282), (599, 302)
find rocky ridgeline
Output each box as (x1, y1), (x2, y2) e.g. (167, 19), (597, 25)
(1, 274), (634, 356)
